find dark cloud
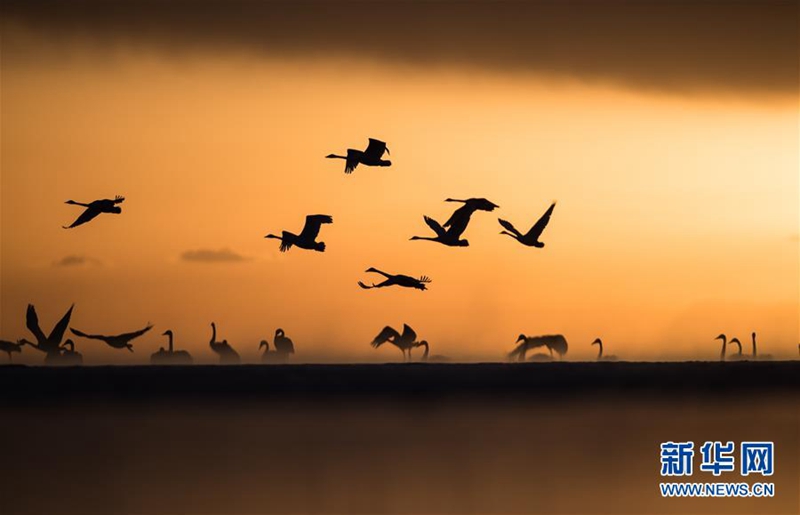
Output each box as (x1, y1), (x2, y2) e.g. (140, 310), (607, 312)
(181, 248), (247, 263)
(54, 255), (101, 267)
(2, 0), (796, 97)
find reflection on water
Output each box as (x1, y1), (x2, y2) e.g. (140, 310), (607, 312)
(1, 395), (797, 514)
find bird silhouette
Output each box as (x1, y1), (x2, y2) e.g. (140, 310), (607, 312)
(265, 214), (333, 252)
(750, 332), (772, 360)
(498, 202), (556, 248)
(358, 267), (432, 291)
(326, 138), (391, 174)
(0, 340), (24, 362)
(150, 330), (194, 365)
(715, 334), (728, 361)
(209, 323), (241, 364)
(371, 324), (420, 361)
(70, 324), (153, 352)
(56, 339), (84, 365)
(727, 338), (747, 361)
(259, 328), (295, 363)
(591, 338), (618, 361)
(509, 334), (568, 361)
(413, 340), (450, 362)
(17, 304), (74, 360)
(411, 198), (498, 247)
(63, 195), (125, 229)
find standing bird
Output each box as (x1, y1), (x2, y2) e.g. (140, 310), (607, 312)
(727, 338), (747, 360)
(56, 339), (83, 365)
(208, 323), (240, 364)
(70, 324), (153, 352)
(509, 334), (568, 361)
(591, 338), (618, 361)
(411, 198), (498, 247)
(265, 214), (333, 252)
(413, 340), (450, 362)
(259, 328), (295, 362)
(358, 267), (432, 291)
(0, 340), (24, 362)
(326, 138), (391, 174)
(750, 332), (772, 360)
(150, 330), (193, 365)
(498, 202), (556, 248)
(715, 334), (728, 361)
(63, 195), (125, 229)
(18, 304), (74, 360)
(371, 324), (420, 361)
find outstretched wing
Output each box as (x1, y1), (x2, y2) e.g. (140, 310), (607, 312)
(279, 231), (293, 252)
(423, 216), (446, 237)
(498, 218), (523, 237)
(371, 326), (400, 347)
(63, 207), (101, 229)
(442, 207), (473, 237)
(364, 138), (389, 159)
(113, 195), (125, 204)
(47, 304), (74, 344)
(25, 304), (47, 343)
(401, 324), (417, 344)
(70, 327), (106, 341)
(344, 149), (360, 174)
(299, 214), (333, 241)
(114, 324), (154, 342)
(527, 202), (556, 239)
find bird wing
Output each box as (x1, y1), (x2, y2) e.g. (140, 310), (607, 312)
(371, 326), (400, 347)
(113, 195), (125, 204)
(498, 218), (523, 237)
(442, 207), (473, 237)
(344, 149), (360, 174)
(401, 324), (417, 344)
(364, 138), (389, 159)
(474, 198), (499, 211)
(25, 304), (47, 343)
(70, 327), (107, 341)
(47, 305), (74, 344)
(299, 214), (333, 241)
(274, 337), (295, 353)
(114, 324), (154, 341)
(423, 216), (446, 237)
(63, 207), (101, 229)
(527, 202), (556, 239)
(443, 204), (471, 228)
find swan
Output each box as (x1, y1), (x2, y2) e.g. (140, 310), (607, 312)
(326, 138), (391, 174)
(413, 340), (450, 362)
(371, 324), (419, 361)
(63, 195), (125, 229)
(509, 334), (568, 361)
(410, 198), (498, 247)
(150, 330), (193, 365)
(727, 338), (747, 361)
(260, 329), (295, 362)
(498, 202), (556, 248)
(358, 267), (431, 291)
(208, 323), (240, 364)
(592, 338), (618, 361)
(714, 334), (728, 361)
(70, 324), (153, 352)
(18, 304), (74, 361)
(265, 214), (333, 252)
(0, 340), (24, 362)
(53, 339), (83, 365)
(750, 332), (772, 360)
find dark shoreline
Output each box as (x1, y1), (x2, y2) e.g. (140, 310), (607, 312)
(2, 361), (798, 404)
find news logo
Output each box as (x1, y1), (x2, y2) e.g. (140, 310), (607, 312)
(659, 441), (775, 498)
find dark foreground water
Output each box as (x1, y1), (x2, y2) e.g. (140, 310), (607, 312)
(1, 363), (798, 515)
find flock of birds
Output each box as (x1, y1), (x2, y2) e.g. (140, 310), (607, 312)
(1, 137), (794, 365)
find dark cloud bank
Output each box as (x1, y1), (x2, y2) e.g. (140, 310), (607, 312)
(181, 248), (247, 263)
(54, 255), (101, 267)
(2, 0), (797, 97)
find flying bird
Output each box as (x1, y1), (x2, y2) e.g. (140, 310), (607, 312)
(265, 214), (333, 252)
(358, 267), (432, 291)
(63, 196), (125, 229)
(371, 324), (420, 361)
(411, 198), (498, 247)
(18, 304), (74, 359)
(326, 138), (391, 174)
(70, 324), (153, 352)
(208, 322), (241, 364)
(498, 202), (556, 247)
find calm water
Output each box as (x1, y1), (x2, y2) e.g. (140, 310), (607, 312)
(2, 394), (797, 514)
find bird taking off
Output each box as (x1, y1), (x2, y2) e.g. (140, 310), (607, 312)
(498, 202), (556, 248)
(18, 304), (74, 358)
(265, 214), (333, 252)
(371, 324), (420, 361)
(411, 197), (499, 247)
(63, 196), (125, 229)
(358, 267), (432, 291)
(70, 324), (153, 352)
(326, 138), (391, 174)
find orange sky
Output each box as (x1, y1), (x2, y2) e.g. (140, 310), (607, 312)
(1, 21), (798, 363)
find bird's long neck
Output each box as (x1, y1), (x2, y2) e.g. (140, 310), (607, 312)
(210, 324), (216, 345)
(720, 336), (726, 360)
(168, 334), (174, 353)
(410, 236), (437, 242)
(327, 154), (347, 160)
(752, 334), (757, 357)
(597, 342), (603, 358)
(420, 342), (429, 360)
